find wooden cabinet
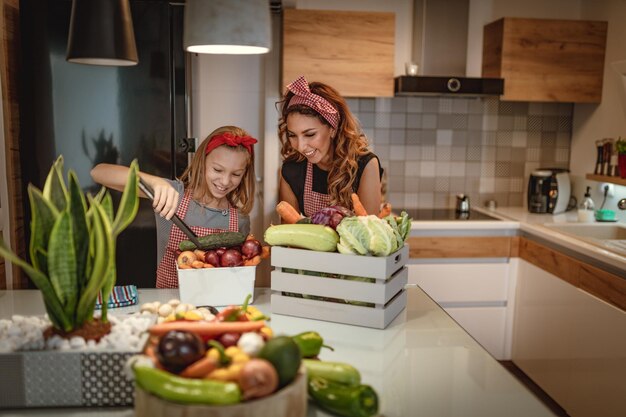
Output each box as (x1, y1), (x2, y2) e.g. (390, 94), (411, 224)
(282, 9), (395, 97)
(482, 17), (607, 103)
(513, 258), (626, 417)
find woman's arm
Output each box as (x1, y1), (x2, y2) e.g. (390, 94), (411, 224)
(356, 158), (382, 216)
(278, 171), (301, 216)
(90, 163), (179, 219)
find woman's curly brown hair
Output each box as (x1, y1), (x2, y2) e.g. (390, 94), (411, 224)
(179, 126), (255, 214)
(277, 82), (370, 209)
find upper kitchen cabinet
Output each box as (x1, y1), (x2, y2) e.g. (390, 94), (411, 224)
(482, 18), (608, 103)
(282, 9), (395, 97)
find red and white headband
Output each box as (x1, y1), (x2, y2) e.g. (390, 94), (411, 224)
(286, 76), (339, 129)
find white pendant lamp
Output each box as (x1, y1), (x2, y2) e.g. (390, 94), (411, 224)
(66, 0), (138, 66)
(183, 0), (271, 54)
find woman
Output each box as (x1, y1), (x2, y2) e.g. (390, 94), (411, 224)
(277, 76), (383, 217)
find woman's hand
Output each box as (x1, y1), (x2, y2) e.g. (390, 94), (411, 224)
(151, 181), (179, 220)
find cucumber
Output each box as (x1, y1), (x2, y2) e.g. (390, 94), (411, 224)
(264, 224), (338, 252)
(179, 231), (246, 251)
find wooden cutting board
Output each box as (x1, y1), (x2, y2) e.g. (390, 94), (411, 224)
(282, 9), (395, 97)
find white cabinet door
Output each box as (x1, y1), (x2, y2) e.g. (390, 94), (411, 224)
(408, 262), (512, 360)
(513, 259), (626, 417)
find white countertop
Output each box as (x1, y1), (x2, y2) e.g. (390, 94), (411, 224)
(0, 288), (556, 417)
(476, 207), (626, 274)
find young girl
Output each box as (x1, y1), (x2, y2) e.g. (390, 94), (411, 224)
(91, 125), (257, 288)
(277, 76), (383, 217)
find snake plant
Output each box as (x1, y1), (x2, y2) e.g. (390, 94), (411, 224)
(0, 156), (139, 332)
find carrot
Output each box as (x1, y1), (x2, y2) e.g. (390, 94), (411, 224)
(351, 193), (368, 216)
(276, 201), (301, 224)
(260, 245), (270, 259)
(149, 319), (266, 338)
(378, 203), (392, 218)
(179, 356), (218, 378)
(144, 343), (165, 369)
(244, 255), (261, 266)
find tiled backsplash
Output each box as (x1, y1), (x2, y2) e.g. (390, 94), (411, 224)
(347, 97), (573, 210)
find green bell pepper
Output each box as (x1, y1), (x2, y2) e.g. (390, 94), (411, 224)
(134, 366), (241, 405)
(292, 331), (334, 358)
(308, 376), (379, 417)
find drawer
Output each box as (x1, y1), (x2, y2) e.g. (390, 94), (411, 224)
(446, 306), (508, 360)
(408, 263), (509, 303)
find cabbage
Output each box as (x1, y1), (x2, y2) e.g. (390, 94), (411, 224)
(336, 215), (397, 257)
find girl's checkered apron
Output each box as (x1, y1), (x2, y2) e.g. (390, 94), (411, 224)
(303, 161), (330, 217)
(156, 191), (239, 288)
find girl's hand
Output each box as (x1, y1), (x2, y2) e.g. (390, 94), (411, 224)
(152, 182), (179, 220)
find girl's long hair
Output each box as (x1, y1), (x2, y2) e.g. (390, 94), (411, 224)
(180, 126), (255, 214)
(277, 82), (370, 208)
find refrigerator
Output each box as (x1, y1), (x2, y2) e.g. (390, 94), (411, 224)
(19, 0), (189, 287)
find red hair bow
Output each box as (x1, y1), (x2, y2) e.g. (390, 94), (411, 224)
(286, 76), (339, 129)
(205, 132), (258, 156)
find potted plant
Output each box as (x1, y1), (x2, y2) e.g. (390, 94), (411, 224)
(616, 137), (626, 179)
(0, 156), (139, 339)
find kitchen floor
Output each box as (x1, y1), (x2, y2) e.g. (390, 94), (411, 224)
(500, 361), (570, 417)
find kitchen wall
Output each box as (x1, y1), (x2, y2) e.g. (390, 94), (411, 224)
(347, 97), (572, 209)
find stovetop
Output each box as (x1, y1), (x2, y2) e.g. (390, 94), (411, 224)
(403, 209), (499, 221)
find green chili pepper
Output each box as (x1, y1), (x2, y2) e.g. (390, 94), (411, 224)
(303, 358), (361, 386)
(207, 340), (231, 366)
(308, 376), (379, 417)
(292, 331), (334, 358)
(134, 366), (241, 405)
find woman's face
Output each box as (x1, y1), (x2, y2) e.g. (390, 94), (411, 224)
(204, 145), (248, 199)
(286, 113), (336, 170)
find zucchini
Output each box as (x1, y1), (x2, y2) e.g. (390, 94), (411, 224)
(179, 231), (246, 251)
(264, 224), (338, 252)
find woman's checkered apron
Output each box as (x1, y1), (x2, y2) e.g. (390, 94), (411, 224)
(156, 192), (239, 288)
(303, 161), (330, 217)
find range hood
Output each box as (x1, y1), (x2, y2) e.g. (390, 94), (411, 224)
(395, 0), (504, 97)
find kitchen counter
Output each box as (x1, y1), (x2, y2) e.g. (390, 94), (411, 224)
(0, 287), (556, 417)
(475, 206), (626, 276)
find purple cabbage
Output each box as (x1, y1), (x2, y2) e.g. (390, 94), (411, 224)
(311, 205), (354, 230)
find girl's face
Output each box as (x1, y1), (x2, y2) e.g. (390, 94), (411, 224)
(286, 113), (336, 170)
(204, 146), (248, 199)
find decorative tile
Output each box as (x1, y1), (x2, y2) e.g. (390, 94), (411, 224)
(358, 112), (375, 128)
(542, 102), (560, 116)
(510, 178), (524, 192)
(558, 103), (573, 116)
(481, 162), (496, 176)
(510, 162), (525, 175)
(513, 116), (528, 130)
(422, 145), (436, 160)
(467, 146), (482, 161)
(388, 161), (405, 176)
(482, 146), (496, 161)
(420, 161), (436, 177)
(82, 352), (134, 406)
(417, 192), (435, 208)
(450, 162), (466, 177)
(437, 129), (453, 145)
(389, 175), (405, 191)
(527, 132), (541, 147)
(375, 113), (391, 128)
(435, 177), (450, 192)
(452, 130), (467, 145)
(391, 113), (407, 129)
(542, 116), (558, 132)
(468, 114), (483, 130)
(527, 115), (543, 132)
(359, 98), (375, 112)
(407, 114), (422, 129)
(498, 101), (514, 115)
(496, 146), (512, 161)
(375, 98), (392, 112)
(483, 98), (499, 114)
(390, 129), (406, 144)
(451, 146), (467, 161)
(540, 148), (556, 163)
(404, 161), (420, 175)
(495, 178), (510, 192)
(421, 130), (436, 145)
(496, 131), (513, 146)
(482, 131), (497, 146)
(528, 102), (543, 115)
(556, 132), (570, 147)
(403, 193), (419, 208)
(390, 145), (406, 160)
(541, 132), (556, 147)
(346, 98), (359, 112)
(406, 145), (421, 160)
(512, 131), (527, 147)
(374, 128), (390, 143)
(452, 114), (468, 129)
(468, 98), (484, 114)
(480, 177), (495, 193)
(452, 98), (469, 114)
(483, 115), (498, 131)
(407, 97), (423, 113)
(556, 148), (570, 163)
(406, 129), (421, 142)
(423, 97), (439, 113)
(511, 102), (529, 114)
(437, 114), (454, 129)
(526, 148), (541, 162)
(509, 193), (524, 206)
(422, 114), (438, 129)
(558, 116), (572, 132)
(439, 98), (453, 113)
(450, 177), (466, 192)
(467, 131), (482, 146)
(436, 146), (452, 161)
(391, 97), (407, 112)
(25, 352), (82, 407)
(419, 177), (435, 190)
(497, 115), (514, 130)
(466, 162), (482, 177)
(495, 161), (511, 177)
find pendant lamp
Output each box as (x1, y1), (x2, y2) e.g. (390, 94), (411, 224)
(66, 0), (138, 66)
(184, 0), (271, 54)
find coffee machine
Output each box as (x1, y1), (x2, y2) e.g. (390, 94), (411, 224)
(527, 169), (571, 214)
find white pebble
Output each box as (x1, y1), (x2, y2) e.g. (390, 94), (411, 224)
(69, 337), (86, 349)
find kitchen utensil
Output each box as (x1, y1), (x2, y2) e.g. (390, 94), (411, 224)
(456, 194), (470, 213)
(138, 178), (204, 249)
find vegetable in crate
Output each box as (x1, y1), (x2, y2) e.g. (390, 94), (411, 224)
(336, 215), (398, 256)
(311, 205), (354, 230)
(264, 223), (339, 252)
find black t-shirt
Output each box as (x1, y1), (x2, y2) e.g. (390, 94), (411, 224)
(281, 153), (383, 211)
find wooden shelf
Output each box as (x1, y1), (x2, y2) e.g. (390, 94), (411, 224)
(586, 174), (626, 186)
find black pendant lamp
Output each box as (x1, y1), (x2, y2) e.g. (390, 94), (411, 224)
(66, 0), (138, 66)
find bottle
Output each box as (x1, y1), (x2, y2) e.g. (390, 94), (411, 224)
(577, 186), (595, 223)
